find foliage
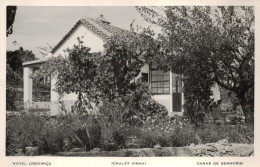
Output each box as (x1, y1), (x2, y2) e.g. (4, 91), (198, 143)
(97, 86), (168, 148)
(6, 111), (254, 155)
(136, 6), (254, 123)
(32, 40), (100, 114)
(6, 64), (20, 87)
(7, 48), (36, 69)
(7, 6), (17, 36)
(170, 124), (199, 147)
(95, 35), (145, 101)
(6, 112), (105, 155)
(130, 82), (169, 125)
(34, 43), (167, 122)
(183, 101), (207, 125)
(140, 121), (173, 148)
(98, 81), (168, 126)
(6, 63), (23, 111)
(98, 100), (125, 124)
(6, 48), (37, 87)
(6, 112), (70, 155)
(6, 87), (18, 110)
(7, 50), (22, 73)
(140, 117), (196, 148)
(109, 124), (141, 150)
(139, 118), (254, 148)
(64, 115), (102, 151)
(138, 97), (169, 124)
(6, 48), (38, 110)
(197, 123), (254, 144)
(33, 36), (146, 114)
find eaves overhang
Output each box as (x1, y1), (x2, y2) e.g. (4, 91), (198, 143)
(22, 59), (46, 68)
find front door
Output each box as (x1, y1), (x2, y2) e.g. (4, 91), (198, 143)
(172, 74), (182, 112)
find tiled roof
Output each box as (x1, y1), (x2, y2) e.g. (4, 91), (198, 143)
(51, 17), (130, 53)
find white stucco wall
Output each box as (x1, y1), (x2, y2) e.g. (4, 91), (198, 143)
(210, 83), (221, 102)
(50, 24), (105, 57)
(153, 94), (172, 112)
(135, 63), (149, 81)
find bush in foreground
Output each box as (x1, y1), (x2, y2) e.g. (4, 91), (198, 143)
(6, 111), (254, 156)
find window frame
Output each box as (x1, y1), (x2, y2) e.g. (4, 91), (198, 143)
(150, 65), (170, 95)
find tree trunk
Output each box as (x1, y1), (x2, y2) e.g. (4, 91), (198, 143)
(236, 92), (254, 124)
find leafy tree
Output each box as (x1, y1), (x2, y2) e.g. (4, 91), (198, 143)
(32, 39), (99, 114)
(6, 64), (20, 87)
(136, 6), (254, 123)
(33, 37), (169, 125)
(7, 6), (17, 36)
(6, 63), (21, 110)
(7, 50), (22, 72)
(6, 47), (37, 110)
(95, 35), (144, 101)
(6, 48), (37, 86)
(32, 37), (145, 117)
(7, 47), (37, 69)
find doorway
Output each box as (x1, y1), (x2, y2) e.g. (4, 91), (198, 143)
(172, 74), (182, 112)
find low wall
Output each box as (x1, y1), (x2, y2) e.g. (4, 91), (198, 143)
(24, 101), (50, 110)
(50, 100), (75, 115)
(56, 142), (253, 157)
(49, 100), (99, 115)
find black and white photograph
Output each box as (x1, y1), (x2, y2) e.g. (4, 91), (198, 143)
(1, 1), (259, 167)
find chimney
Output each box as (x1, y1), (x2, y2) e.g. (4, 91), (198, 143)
(96, 14), (111, 24)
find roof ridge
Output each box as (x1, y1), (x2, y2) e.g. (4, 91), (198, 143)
(51, 17), (131, 54)
(83, 17), (112, 38)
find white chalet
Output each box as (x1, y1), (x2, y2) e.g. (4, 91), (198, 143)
(23, 15), (221, 116)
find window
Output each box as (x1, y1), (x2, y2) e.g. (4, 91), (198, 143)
(141, 73), (148, 82)
(151, 65), (170, 94)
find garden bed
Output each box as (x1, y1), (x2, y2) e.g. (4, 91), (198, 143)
(6, 112), (254, 156)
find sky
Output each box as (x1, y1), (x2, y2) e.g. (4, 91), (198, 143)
(6, 6), (159, 57)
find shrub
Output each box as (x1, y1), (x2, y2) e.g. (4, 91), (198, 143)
(98, 82), (168, 126)
(170, 124), (199, 147)
(138, 98), (169, 125)
(139, 121), (199, 148)
(99, 121), (143, 150)
(138, 120), (254, 148)
(121, 82), (169, 126)
(6, 109), (254, 156)
(56, 114), (103, 151)
(6, 112), (45, 155)
(196, 124), (224, 143)
(6, 112), (71, 155)
(6, 112), (109, 155)
(197, 123), (254, 144)
(109, 124), (137, 149)
(139, 121), (174, 148)
(99, 100), (125, 124)
(6, 87), (17, 110)
(139, 130), (160, 148)
(36, 118), (69, 154)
